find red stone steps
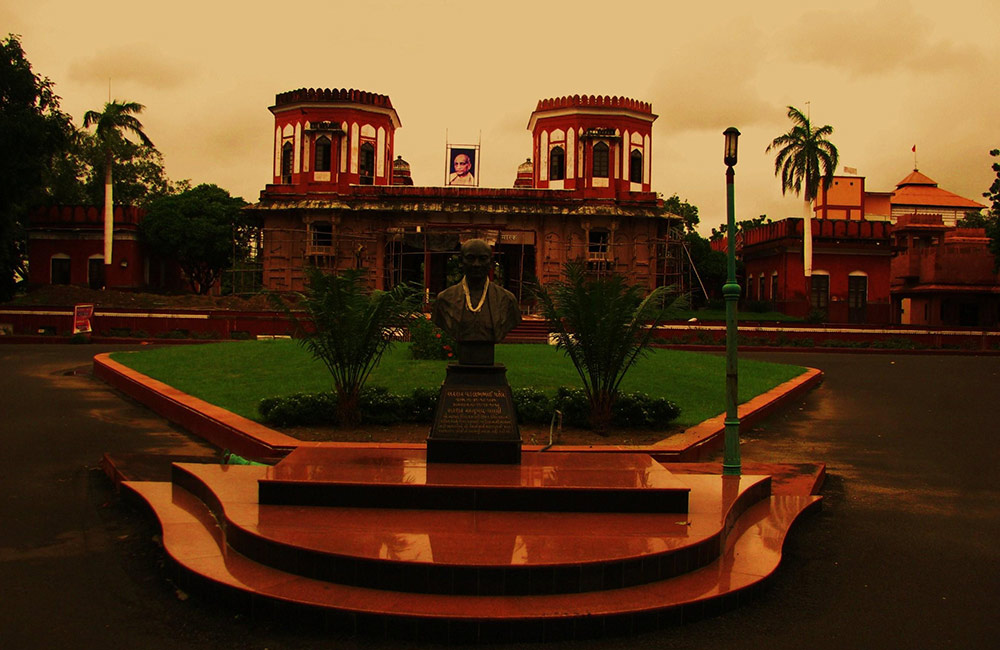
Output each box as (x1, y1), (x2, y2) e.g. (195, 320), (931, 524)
(125, 479), (819, 641)
(168, 461), (770, 595)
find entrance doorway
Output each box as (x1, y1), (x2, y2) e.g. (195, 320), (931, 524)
(495, 241), (536, 305)
(88, 257), (105, 290)
(848, 274), (868, 323)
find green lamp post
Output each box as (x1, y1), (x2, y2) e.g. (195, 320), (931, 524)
(722, 127), (742, 476)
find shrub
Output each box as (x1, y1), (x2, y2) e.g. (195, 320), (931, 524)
(613, 392), (680, 428)
(259, 386), (442, 427)
(553, 386), (591, 428)
(511, 387), (552, 424)
(359, 385), (409, 425)
(410, 386), (439, 422)
(409, 316), (456, 360)
(805, 309), (826, 324)
(553, 386), (679, 430)
(258, 392), (337, 427)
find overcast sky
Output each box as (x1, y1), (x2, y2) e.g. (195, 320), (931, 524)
(7, 0), (999, 234)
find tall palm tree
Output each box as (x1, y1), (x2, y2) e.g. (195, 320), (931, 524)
(766, 106), (838, 294)
(82, 101), (152, 283)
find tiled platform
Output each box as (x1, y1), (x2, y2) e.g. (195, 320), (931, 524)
(124, 448), (821, 640)
(259, 447), (690, 512)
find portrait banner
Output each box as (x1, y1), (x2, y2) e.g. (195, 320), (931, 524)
(445, 145), (479, 187)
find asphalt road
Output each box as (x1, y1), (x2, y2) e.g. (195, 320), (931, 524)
(0, 345), (997, 649)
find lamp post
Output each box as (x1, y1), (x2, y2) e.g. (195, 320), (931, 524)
(722, 127), (741, 476)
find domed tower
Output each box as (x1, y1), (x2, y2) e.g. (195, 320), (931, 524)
(527, 95), (656, 198)
(513, 158), (533, 188)
(391, 155), (414, 185)
(269, 88), (401, 192)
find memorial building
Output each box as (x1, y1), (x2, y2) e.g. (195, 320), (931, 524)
(247, 89), (685, 308)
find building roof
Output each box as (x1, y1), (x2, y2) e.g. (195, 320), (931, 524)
(892, 169), (986, 210)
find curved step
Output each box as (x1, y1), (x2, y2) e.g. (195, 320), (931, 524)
(170, 461), (771, 595)
(125, 480), (819, 641)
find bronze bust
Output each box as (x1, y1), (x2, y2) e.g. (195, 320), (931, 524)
(432, 239), (521, 363)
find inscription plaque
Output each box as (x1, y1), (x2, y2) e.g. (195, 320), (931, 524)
(427, 364), (522, 463)
(433, 388), (516, 440)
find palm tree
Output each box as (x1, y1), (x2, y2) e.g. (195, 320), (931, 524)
(535, 261), (686, 433)
(279, 268), (420, 427)
(82, 101), (152, 284)
(766, 106), (838, 308)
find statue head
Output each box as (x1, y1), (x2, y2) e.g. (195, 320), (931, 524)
(460, 239), (491, 286)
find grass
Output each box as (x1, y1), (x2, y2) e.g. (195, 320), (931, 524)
(111, 341), (806, 428)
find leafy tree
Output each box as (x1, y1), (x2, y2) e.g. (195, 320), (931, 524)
(535, 261), (686, 433)
(277, 268), (420, 427)
(661, 194), (700, 232)
(979, 148), (1000, 270)
(76, 132), (179, 206)
(82, 100), (153, 272)
(0, 34), (75, 300)
(683, 231), (729, 304)
(710, 214), (771, 241)
(141, 184), (249, 294)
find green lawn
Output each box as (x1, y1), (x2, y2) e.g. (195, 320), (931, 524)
(111, 341), (806, 428)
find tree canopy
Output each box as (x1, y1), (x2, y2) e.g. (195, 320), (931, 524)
(980, 148), (1000, 270)
(0, 34), (75, 299)
(141, 184), (250, 294)
(661, 194), (700, 232)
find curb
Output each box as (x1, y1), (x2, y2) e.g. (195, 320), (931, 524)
(93, 353), (824, 464)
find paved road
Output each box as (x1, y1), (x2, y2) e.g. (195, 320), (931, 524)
(1, 345), (997, 649)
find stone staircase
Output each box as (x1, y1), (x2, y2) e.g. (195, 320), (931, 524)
(123, 447), (820, 642)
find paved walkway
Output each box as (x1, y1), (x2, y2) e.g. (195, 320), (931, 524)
(1, 345), (997, 648)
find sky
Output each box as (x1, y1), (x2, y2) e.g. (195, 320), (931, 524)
(6, 0), (1000, 234)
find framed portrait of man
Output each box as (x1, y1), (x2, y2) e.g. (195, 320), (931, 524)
(446, 146), (478, 187)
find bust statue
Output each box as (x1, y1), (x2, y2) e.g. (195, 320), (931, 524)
(432, 239), (521, 363)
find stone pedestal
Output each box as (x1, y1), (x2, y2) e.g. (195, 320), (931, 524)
(426, 364), (522, 464)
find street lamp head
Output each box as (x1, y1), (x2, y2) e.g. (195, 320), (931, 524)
(723, 127), (740, 167)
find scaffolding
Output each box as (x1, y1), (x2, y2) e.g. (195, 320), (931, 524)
(258, 223), (689, 309)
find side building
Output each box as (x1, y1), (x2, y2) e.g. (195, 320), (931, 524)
(733, 169), (990, 325)
(248, 89), (684, 308)
(26, 205), (183, 291)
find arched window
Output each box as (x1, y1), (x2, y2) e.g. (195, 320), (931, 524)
(592, 142), (609, 178)
(549, 146), (565, 181)
(314, 136), (331, 172)
(359, 142), (375, 185)
(280, 142), (293, 184)
(629, 149), (643, 184)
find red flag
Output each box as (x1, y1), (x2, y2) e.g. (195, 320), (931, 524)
(912, 145), (916, 152)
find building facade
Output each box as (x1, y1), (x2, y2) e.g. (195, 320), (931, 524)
(890, 215), (999, 327)
(249, 90), (683, 308)
(735, 169), (990, 324)
(26, 205), (181, 290)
